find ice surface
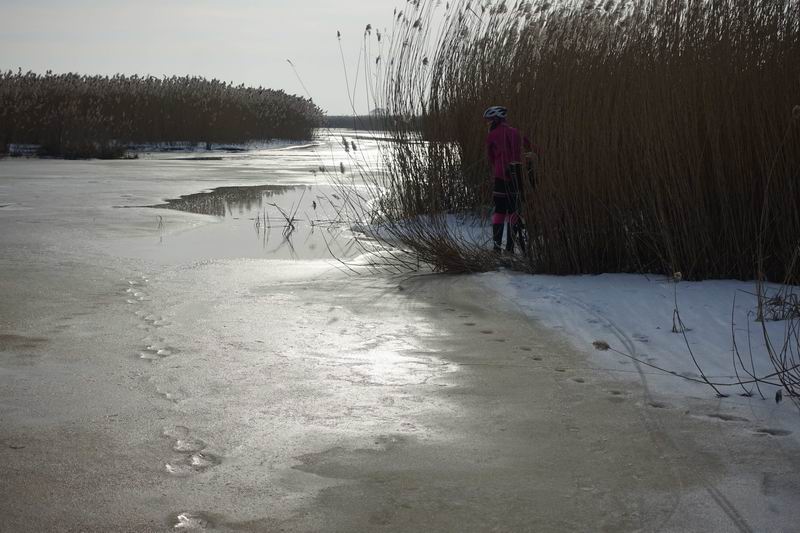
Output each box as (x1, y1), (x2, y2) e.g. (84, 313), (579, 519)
(3, 129), (800, 531)
(0, 130), (465, 529)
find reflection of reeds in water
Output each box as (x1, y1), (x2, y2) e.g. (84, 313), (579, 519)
(249, 189), (370, 267)
(153, 185), (296, 217)
(355, 0), (800, 281)
(153, 184), (363, 262)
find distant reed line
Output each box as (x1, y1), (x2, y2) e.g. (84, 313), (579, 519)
(0, 70), (323, 158)
(326, 115), (385, 130)
(361, 0), (800, 282)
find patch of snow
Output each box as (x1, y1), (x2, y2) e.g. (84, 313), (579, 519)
(352, 213), (491, 248)
(7, 144), (40, 156)
(477, 271), (800, 432)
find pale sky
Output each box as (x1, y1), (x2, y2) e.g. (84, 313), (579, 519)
(0, 0), (401, 114)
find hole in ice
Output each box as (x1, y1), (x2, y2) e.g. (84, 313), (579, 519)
(150, 184), (294, 217)
(705, 413), (749, 423)
(755, 428), (792, 437)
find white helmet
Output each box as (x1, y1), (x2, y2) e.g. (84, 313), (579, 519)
(483, 105), (508, 120)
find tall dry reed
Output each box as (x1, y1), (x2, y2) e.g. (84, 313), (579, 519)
(364, 0), (800, 281)
(0, 70), (323, 157)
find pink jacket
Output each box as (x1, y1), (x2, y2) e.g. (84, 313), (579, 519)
(486, 123), (540, 180)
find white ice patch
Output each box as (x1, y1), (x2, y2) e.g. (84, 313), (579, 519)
(477, 271), (800, 433)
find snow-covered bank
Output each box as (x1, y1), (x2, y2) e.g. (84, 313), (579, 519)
(478, 271), (800, 431)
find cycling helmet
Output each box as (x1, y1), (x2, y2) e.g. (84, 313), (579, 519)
(483, 106), (508, 120)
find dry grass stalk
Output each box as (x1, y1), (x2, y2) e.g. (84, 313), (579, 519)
(356, 0), (800, 280)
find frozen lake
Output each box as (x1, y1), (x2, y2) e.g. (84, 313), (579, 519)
(0, 131), (458, 530)
(2, 131), (800, 532)
(0, 131), (383, 265)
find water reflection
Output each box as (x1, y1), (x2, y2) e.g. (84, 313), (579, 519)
(151, 184), (297, 217)
(144, 184), (371, 262)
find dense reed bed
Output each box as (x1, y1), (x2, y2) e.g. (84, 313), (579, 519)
(0, 70), (323, 158)
(364, 0), (800, 283)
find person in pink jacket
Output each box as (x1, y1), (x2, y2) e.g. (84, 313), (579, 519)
(484, 105), (540, 253)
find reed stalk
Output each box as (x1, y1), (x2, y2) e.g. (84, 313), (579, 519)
(363, 0), (799, 280)
(0, 70), (323, 158)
